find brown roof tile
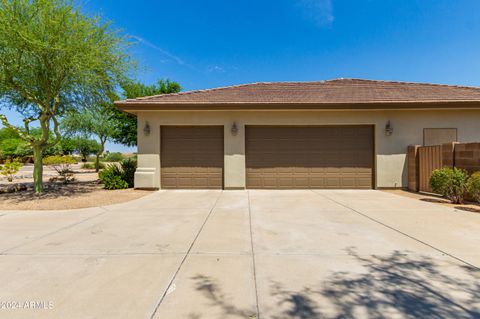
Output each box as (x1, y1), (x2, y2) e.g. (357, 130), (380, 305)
(115, 79), (480, 110)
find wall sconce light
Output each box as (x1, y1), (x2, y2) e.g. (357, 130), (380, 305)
(231, 122), (238, 136)
(143, 121), (151, 136)
(385, 120), (393, 136)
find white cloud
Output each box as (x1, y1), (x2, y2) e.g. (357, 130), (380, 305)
(131, 35), (185, 65)
(207, 65), (225, 73)
(132, 35), (230, 74)
(297, 0), (334, 26)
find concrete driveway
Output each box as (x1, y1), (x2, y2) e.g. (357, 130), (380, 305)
(0, 190), (479, 319)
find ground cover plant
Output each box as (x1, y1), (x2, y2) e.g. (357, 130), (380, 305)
(0, 158), (22, 182)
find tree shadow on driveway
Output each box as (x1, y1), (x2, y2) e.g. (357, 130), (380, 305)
(269, 250), (480, 319)
(190, 274), (257, 319)
(188, 251), (479, 318)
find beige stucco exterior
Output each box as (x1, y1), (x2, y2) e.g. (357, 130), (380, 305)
(134, 109), (480, 189)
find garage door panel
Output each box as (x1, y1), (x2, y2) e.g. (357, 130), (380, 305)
(309, 177), (326, 187)
(294, 167), (309, 173)
(356, 178), (371, 186)
(262, 178), (278, 188)
(294, 178), (309, 187)
(325, 177), (341, 187)
(246, 126), (374, 189)
(161, 126), (224, 189)
(341, 178), (356, 187)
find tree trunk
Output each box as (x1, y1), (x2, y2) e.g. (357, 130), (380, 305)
(95, 140), (105, 173)
(95, 153), (100, 172)
(33, 145), (43, 193)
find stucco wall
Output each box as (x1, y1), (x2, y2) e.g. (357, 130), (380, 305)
(134, 109), (480, 189)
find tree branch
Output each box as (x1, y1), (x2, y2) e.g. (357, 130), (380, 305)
(37, 113), (50, 145)
(46, 115), (62, 148)
(2, 66), (45, 108)
(0, 113), (32, 142)
(23, 116), (36, 136)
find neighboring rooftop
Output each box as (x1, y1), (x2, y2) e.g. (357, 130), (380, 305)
(115, 78), (480, 111)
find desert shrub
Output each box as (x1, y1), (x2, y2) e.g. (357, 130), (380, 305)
(81, 162), (105, 170)
(103, 152), (124, 162)
(120, 159), (137, 188)
(0, 159), (23, 182)
(43, 155), (77, 183)
(98, 159), (137, 190)
(429, 167), (468, 204)
(99, 165), (128, 190)
(466, 172), (480, 202)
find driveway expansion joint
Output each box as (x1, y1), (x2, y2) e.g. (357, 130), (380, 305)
(247, 190), (261, 319)
(311, 190), (480, 270)
(148, 191), (224, 319)
(1, 252), (188, 256)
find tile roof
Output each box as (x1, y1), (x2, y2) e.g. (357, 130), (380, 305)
(115, 79), (480, 110)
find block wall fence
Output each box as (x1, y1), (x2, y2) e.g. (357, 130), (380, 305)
(408, 142), (480, 192)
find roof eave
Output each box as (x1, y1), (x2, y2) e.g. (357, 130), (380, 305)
(114, 100), (480, 113)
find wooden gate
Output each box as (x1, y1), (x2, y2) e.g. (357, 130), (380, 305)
(418, 145), (443, 193)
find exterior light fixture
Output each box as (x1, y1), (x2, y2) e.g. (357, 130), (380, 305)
(231, 122), (239, 136)
(143, 121), (151, 136)
(385, 120), (393, 136)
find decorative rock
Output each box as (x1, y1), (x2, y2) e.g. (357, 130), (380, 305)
(0, 184), (27, 193)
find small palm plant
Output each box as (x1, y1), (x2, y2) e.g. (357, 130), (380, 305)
(0, 159), (23, 182)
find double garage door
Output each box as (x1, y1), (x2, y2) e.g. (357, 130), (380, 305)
(161, 126), (374, 189)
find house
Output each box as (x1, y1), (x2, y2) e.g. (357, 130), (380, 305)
(114, 79), (480, 190)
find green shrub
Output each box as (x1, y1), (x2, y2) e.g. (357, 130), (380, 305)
(429, 167), (468, 204)
(99, 165), (128, 190)
(0, 158), (23, 182)
(98, 159), (137, 190)
(43, 155), (77, 183)
(467, 172), (480, 202)
(81, 162), (105, 170)
(103, 152), (124, 162)
(43, 155), (77, 166)
(120, 159), (137, 188)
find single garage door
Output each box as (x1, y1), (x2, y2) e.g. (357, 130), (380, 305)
(161, 126), (224, 189)
(246, 126), (374, 189)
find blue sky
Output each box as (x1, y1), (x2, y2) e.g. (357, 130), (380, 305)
(2, 0), (480, 152)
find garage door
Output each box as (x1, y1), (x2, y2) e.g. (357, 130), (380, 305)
(161, 126), (224, 189)
(246, 126), (374, 189)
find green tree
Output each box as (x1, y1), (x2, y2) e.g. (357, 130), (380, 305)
(58, 137), (76, 155)
(0, 0), (133, 192)
(0, 126), (18, 140)
(72, 137), (100, 162)
(0, 137), (21, 158)
(0, 127), (21, 158)
(62, 104), (116, 172)
(109, 80), (181, 146)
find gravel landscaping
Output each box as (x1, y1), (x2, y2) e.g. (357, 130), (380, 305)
(383, 189), (480, 214)
(0, 163), (151, 210)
